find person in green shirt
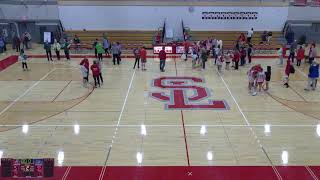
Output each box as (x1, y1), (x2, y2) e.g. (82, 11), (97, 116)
(96, 42), (104, 61)
(62, 39), (71, 61)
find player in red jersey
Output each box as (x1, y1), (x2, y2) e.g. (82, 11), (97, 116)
(91, 60), (100, 88)
(140, 46), (147, 71)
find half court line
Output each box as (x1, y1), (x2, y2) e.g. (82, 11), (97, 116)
(0, 124), (319, 127)
(174, 58), (191, 166)
(99, 69), (136, 180)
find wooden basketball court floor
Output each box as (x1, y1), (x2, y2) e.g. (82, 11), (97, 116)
(1, 49), (320, 179)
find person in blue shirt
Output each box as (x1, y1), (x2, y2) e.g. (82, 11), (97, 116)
(305, 61), (319, 91)
(0, 37), (4, 53)
(103, 37), (110, 56)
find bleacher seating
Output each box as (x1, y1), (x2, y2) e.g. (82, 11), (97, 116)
(188, 31), (283, 51)
(311, 0), (320, 6)
(294, 0), (307, 6)
(65, 30), (157, 50)
(291, 0), (320, 6)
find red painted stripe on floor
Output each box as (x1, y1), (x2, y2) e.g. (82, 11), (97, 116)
(27, 54), (320, 59)
(0, 55), (18, 71)
(173, 56), (191, 166)
(102, 166), (278, 180)
(2, 166), (319, 179)
(181, 110), (191, 166)
(276, 166), (314, 180)
(65, 166), (102, 180)
(0, 166), (68, 180)
(2, 54), (318, 71)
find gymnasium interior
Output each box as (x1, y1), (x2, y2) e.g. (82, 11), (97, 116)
(0, 0), (320, 179)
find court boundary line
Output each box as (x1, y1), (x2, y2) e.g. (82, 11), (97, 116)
(0, 85), (95, 133)
(217, 113), (240, 164)
(267, 92), (320, 121)
(217, 71), (283, 180)
(305, 166), (319, 180)
(51, 80), (72, 102)
(1, 124), (318, 127)
(296, 65), (308, 78)
(289, 86), (307, 102)
(62, 166), (71, 180)
(99, 69), (136, 180)
(0, 68), (56, 117)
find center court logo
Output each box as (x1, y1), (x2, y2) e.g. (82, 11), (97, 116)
(150, 77), (229, 110)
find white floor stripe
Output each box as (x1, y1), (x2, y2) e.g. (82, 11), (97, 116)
(110, 69), (136, 144)
(98, 69), (136, 180)
(296, 66), (308, 78)
(62, 166), (71, 180)
(98, 166), (106, 180)
(305, 166), (319, 180)
(0, 68), (56, 117)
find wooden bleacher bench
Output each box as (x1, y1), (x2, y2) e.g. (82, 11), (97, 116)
(65, 30), (156, 50)
(188, 31), (282, 52)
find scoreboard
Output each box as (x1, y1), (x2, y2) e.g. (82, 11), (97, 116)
(1, 158), (54, 178)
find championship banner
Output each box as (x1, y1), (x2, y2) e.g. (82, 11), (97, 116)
(202, 12), (258, 20)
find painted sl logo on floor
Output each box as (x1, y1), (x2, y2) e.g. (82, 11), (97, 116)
(150, 77), (229, 110)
